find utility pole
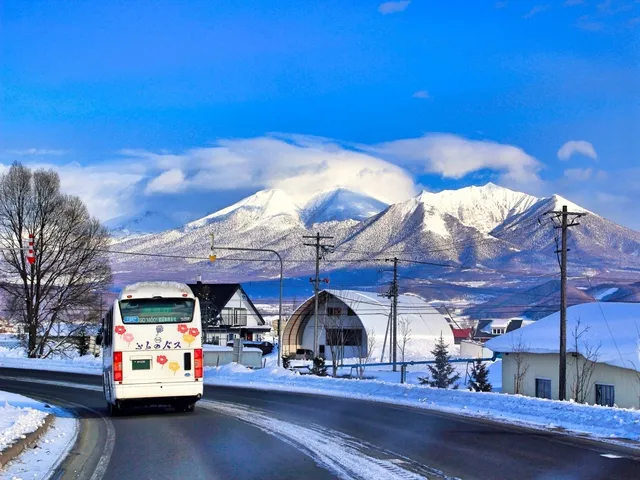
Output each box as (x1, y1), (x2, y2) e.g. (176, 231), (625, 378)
(545, 205), (585, 401)
(381, 257), (399, 371)
(303, 232), (333, 357)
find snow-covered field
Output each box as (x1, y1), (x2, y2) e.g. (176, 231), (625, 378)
(0, 346), (102, 375)
(0, 390), (78, 480)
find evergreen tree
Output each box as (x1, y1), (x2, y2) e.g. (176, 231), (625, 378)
(468, 359), (492, 392)
(311, 356), (328, 377)
(419, 333), (460, 388)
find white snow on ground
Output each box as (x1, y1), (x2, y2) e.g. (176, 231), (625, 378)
(204, 363), (640, 444)
(1, 413), (77, 480)
(0, 391), (49, 452)
(0, 346), (101, 375)
(593, 287), (619, 301)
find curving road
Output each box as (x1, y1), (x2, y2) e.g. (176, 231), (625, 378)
(1, 367), (639, 480)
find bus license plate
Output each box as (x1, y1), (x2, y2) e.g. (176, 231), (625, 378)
(132, 359), (151, 370)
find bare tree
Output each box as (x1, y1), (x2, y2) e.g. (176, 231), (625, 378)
(0, 162), (111, 358)
(355, 327), (377, 379)
(570, 319), (601, 404)
(323, 309), (349, 377)
(398, 315), (412, 362)
(510, 332), (530, 395)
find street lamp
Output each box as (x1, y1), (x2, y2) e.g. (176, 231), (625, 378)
(209, 234), (284, 367)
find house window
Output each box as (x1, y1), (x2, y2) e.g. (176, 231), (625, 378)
(595, 384), (615, 407)
(327, 307), (342, 317)
(492, 328), (505, 335)
(221, 308), (234, 325)
(535, 378), (552, 399)
(234, 308), (247, 326)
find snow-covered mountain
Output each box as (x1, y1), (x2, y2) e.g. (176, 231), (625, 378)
(300, 188), (388, 226)
(106, 210), (188, 239)
(184, 189), (302, 232)
(417, 183), (538, 233)
(109, 183), (640, 286)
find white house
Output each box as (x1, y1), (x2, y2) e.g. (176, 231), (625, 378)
(282, 289), (454, 361)
(187, 282), (270, 345)
(486, 302), (640, 409)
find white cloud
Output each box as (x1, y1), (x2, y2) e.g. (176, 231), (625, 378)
(369, 134), (543, 188)
(6, 148), (67, 156)
(0, 161), (144, 221)
(378, 1), (410, 15)
(145, 168), (186, 194)
(564, 168), (608, 182)
(412, 90), (431, 99)
(523, 5), (550, 19)
(557, 140), (598, 161)
(124, 136), (418, 205)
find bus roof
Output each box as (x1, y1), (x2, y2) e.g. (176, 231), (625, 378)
(119, 281), (195, 300)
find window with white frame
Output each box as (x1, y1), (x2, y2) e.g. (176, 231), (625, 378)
(492, 328), (505, 335)
(595, 384), (614, 407)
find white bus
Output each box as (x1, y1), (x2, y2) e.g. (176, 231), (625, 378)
(98, 281), (204, 415)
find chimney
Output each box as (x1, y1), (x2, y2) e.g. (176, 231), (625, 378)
(196, 274), (202, 285)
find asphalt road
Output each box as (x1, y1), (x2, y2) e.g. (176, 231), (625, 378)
(1, 367), (640, 480)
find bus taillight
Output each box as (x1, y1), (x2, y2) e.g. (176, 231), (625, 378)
(194, 348), (203, 379)
(114, 351), (123, 382)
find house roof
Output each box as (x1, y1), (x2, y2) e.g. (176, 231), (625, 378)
(452, 328), (472, 339)
(186, 283), (265, 325)
(485, 302), (640, 372)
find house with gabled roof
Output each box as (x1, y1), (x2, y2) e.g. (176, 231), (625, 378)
(187, 279), (270, 345)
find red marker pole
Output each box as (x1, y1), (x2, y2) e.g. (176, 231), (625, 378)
(27, 234), (35, 265)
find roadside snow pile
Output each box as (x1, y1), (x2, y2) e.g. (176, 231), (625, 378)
(204, 363), (640, 443)
(0, 346), (101, 375)
(0, 390), (49, 451)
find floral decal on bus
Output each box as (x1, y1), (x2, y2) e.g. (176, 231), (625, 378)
(188, 328), (200, 337)
(156, 355), (168, 368)
(115, 325), (126, 336)
(177, 324), (188, 334)
(168, 361), (180, 375)
(122, 332), (134, 346)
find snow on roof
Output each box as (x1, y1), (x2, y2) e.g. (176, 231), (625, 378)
(120, 281), (194, 299)
(323, 289), (454, 359)
(485, 302), (640, 372)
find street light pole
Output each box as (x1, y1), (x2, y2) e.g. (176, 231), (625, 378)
(209, 239), (284, 367)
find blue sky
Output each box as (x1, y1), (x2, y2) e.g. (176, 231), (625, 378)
(1, 0), (639, 228)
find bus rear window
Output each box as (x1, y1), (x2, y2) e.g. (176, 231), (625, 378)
(119, 298), (195, 324)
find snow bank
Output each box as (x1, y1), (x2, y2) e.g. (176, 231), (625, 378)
(204, 363), (640, 443)
(0, 346), (102, 375)
(0, 390), (49, 452)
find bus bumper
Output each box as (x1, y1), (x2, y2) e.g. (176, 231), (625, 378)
(114, 382), (204, 403)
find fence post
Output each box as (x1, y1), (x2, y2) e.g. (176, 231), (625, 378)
(400, 364), (406, 384)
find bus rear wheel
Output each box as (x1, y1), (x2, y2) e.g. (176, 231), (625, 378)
(108, 401), (123, 417)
